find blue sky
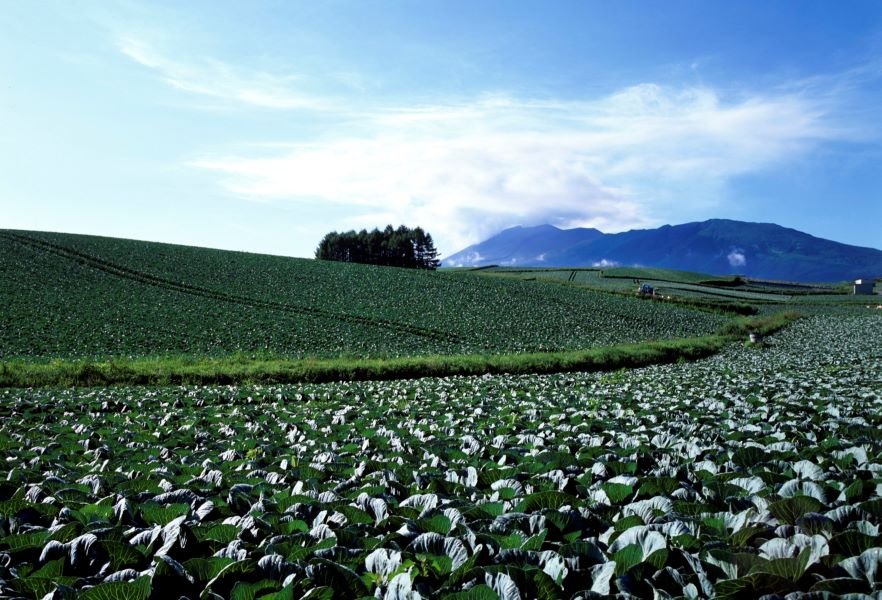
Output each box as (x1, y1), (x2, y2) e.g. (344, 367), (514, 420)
(2, 1), (881, 258)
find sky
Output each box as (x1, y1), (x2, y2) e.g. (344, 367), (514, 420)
(2, 1), (881, 259)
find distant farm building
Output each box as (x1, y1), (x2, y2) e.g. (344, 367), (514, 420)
(854, 278), (876, 295)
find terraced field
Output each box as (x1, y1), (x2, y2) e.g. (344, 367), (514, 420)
(1, 313), (880, 598)
(0, 230), (726, 361)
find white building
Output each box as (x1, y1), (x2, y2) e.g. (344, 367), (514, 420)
(854, 278), (876, 295)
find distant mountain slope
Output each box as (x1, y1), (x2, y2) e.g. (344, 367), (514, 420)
(445, 219), (882, 281)
(450, 224), (604, 266)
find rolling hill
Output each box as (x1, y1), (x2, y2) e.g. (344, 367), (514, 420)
(445, 219), (882, 282)
(0, 229), (726, 361)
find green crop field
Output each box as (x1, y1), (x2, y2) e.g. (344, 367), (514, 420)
(1, 230), (726, 362)
(481, 267), (803, 303)
(479, 266), (880, 320)
(0, 314), (880, 598)
(2, 228), (881, 598)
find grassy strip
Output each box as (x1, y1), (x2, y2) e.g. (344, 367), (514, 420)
(0, 312), (799, 388)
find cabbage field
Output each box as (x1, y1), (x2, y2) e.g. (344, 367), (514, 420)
(0, 230), (726, 361)
(2, 313), (881, 598)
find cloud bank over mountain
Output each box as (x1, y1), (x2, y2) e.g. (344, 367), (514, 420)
(187, 82), (848, 254)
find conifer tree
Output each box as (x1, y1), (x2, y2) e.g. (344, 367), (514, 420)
(315, 225), (441, 269)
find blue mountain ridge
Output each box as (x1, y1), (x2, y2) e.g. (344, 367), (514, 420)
(444, 219), (882, 282)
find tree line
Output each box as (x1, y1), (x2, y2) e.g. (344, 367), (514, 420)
(315, 225), (441, 270)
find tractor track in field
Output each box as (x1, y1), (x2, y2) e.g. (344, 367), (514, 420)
(2, 232), (467, 346)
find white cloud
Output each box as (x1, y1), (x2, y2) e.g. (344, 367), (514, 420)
(727, 249), (747, 267)
(190, 84), (845, 255)
(593, 259), (619, 268)
(117, 36), (331, 110)
(448, 251), (484, 268)
(190, 84), (842, 253)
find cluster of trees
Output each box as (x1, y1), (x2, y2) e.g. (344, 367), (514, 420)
(315, 225), (441, 270)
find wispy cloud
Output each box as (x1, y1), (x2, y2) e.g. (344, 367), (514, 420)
(727, 249), (747, 267)
(117, 36), (332, 110)
(190, 83), (849, 253)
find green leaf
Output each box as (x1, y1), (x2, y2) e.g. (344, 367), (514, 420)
(193, 523), (240, 544)
(528, 568), (564, 600)
(419, 513), (453, 535)
(448, 544), (484, 587)
(29, 557), (65, 579)
(0, 530), (49, 550)
(559, 541), (605, 566)
(637, 476), (680, 497)
(601, 482), (633, 504)
(830, 531), (879, 557)
(281, 519), (309, 535)
(230, 579), (280, 600)
(441, 584), (500, 599)
(257, 586), (295, 600)
(418, 552), (454, 576)
(808, 577), (871, 594)
(305, 558), (370, 597)
(78, 576), (152, 600)
(701, 516), (727, 538)
(101, 540), (147, 572)
(514, 491), (574, 513)
(202, 560), (259, 599)
(859, 498), (882, 518)
(154, 554), (195, 585)
(496, 532), (526, 550)
(705, 550), (768, 580)
(768, 496), (823, 525)
(334, 505), (374, 526)
(0, 499), (30, 517)
(732, 446), (767, 468)
(715, 572), (795, 599)
(11, 576), (78, 598)
(81, 502), (115, 523)
(672, 534), (700, 552)
(795, 512), (834, 537)
(730, 525), (769, 548)
(646, 548), (669, 571)
(613, 544), (642, 576)
(605, 460), (637, 476)
(184, 557), (235, 582)
(613, 515), (643, 533)
(521, 529), (546, 551)
(140, 502), (189, 526)
(750, 548), (811, 581)
(840, 479), (869, 502)
(49, 522), (83, 543)
(673, 501), (711, 517)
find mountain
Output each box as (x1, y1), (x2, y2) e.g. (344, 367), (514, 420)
(448, 224), (604, 266)
(444, 219), (882, 282)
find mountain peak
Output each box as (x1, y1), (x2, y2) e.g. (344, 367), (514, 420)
(444, 219), (882, 281)
(446, 224), (604, 267)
